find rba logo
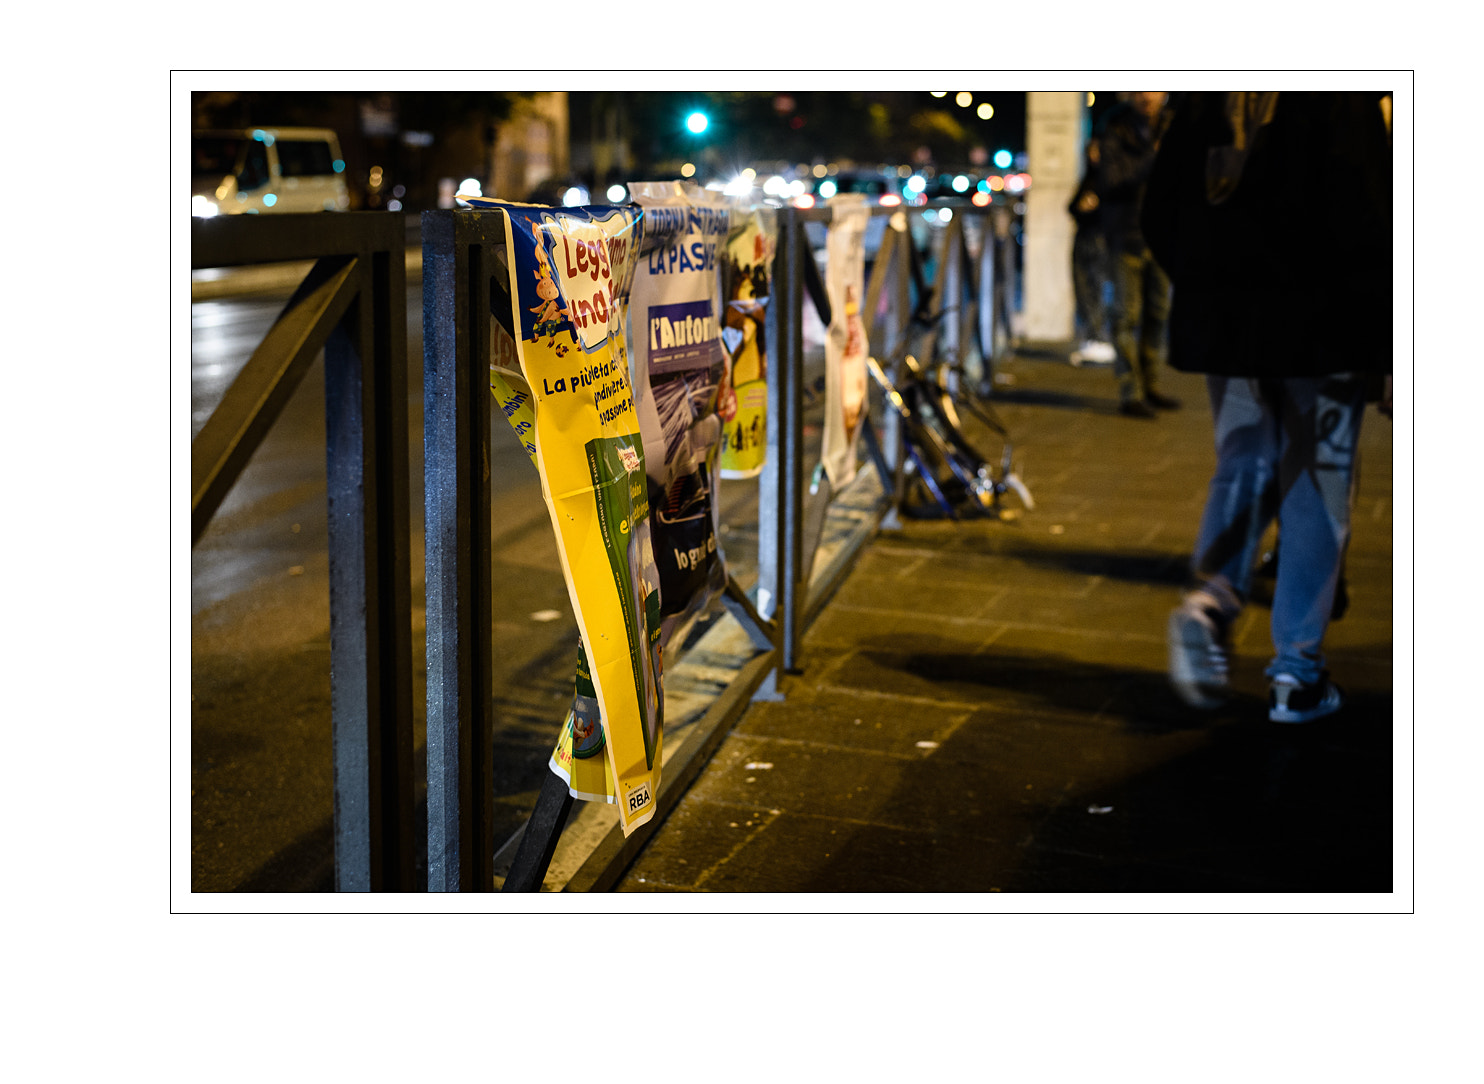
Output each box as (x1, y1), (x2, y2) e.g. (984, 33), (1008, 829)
(626, 783), (651, 813)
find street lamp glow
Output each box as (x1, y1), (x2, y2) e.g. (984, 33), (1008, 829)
(685, 111), (709, 134)
(956, 92), (973, 108)
(977, 103), (994, 120)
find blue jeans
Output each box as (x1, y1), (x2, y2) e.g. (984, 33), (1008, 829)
(1190, 375), (1366, 683)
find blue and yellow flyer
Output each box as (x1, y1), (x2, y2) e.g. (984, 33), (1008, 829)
(474, 198), (664, 836)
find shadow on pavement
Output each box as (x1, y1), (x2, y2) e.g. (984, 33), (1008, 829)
(786, 682), (1394, 894)
(989, 386), (1121, 414)
(998, 545), (1192, 586)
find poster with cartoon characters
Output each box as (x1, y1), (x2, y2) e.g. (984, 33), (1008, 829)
(470, 197), (664, 837)
(718, 207), (775, 480)
(821, 193), (871, 490)
(627, 181), (732, 654)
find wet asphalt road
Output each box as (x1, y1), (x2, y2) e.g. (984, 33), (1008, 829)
(190, 271), (765, 891)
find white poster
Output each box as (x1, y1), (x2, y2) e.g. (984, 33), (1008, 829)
(821, 194), (870, 489)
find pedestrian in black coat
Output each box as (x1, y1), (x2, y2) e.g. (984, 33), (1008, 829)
(1094, 92), (1180, 416)
(1148, 90), (1393, 723)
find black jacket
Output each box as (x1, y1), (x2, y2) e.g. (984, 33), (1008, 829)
(1068, 145), (1102, 233)
(1141, 91), (1392, 378)
(1093, 101), (1171, 253)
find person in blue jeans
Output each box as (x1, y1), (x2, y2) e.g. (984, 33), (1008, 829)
(1172, 375), (1371, 719)
(1141, 90), (1392, 722)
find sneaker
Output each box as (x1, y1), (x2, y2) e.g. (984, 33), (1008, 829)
(1120, 399), (1157, 419)
(1268, 673), (1343, 723)
(1081, 340), (1116, 363)
(1145, 390), (1182, 410)
(1167, 596), (1231, 709)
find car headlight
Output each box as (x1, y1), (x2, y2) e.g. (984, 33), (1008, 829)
(192, 195), (219, 218)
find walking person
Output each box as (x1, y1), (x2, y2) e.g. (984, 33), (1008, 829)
(1145, 90), (1392, 722)
(1069, 137), (1115, 366)
(1095, 91), (1180, 418)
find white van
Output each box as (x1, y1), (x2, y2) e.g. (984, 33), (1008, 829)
(192, 127), (351, 216)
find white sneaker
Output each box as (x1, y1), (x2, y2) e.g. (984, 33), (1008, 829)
(1080, 340), (1116, 364)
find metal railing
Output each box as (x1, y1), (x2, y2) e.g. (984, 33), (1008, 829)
(191, 212), (415, 892)
(421, 197), (1012, 891)
(190, 198), (1013, 893)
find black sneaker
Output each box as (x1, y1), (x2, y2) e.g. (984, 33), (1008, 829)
(1145, 390), (1182, 410)
(1120, 399), (1157, 419)
(1268, 672), (1344, 723)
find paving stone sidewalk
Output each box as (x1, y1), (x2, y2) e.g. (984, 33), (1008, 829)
(613, 353), (1397, 896)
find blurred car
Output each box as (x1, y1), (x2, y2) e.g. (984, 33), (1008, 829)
(192, 127), (350, 216)
(811, 169), (900, 204)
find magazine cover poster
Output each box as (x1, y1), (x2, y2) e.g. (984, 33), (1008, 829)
(629, 181), (732, 650)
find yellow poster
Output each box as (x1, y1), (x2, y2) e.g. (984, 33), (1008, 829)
(718, 207), (775, 479)
(472, 198), (663, 836)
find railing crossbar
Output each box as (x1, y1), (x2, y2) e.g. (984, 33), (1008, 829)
(191, 254), (360, 545)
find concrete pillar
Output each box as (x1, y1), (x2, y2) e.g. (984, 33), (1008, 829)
(1022, 91), (1085, 344)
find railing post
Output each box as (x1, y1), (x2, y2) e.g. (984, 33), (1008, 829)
(778, 208), (806, 676)
(422, 210), (497, 892)
(323, 222), (415, 892)
(979, 211), (999, 378)
(754, 216), (784, 698)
